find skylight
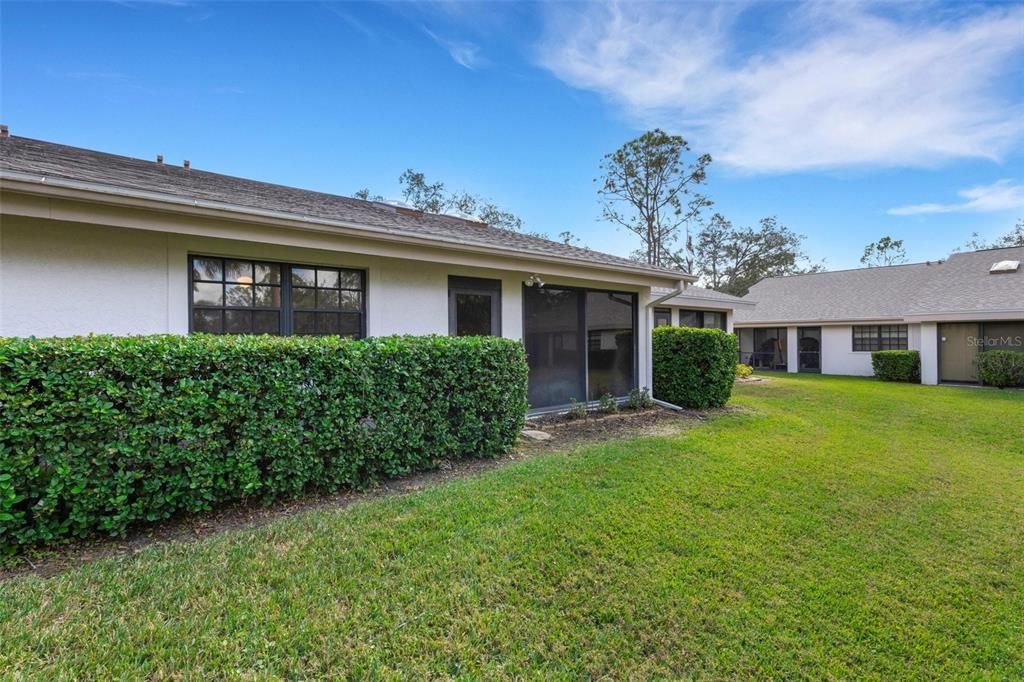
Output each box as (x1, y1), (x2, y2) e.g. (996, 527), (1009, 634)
(989, 260), (1021, 274)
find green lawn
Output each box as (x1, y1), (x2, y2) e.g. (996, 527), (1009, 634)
(2, 375), (1023, 679)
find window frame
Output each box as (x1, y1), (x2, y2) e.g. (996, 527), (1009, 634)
(653, 307), (672, 327)
(851, 324), (908, 352)
(448, 275), (502, 337)
(188, 254), (367, 338)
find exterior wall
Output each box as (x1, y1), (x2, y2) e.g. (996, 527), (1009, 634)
(786, 327), (799, 373)
(816, 323), (923, 377)
(1, 216), (654, 392)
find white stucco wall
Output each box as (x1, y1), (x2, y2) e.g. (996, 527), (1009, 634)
(919, 323), (939, 385)
(818, 323), (922, 377)
(1, 216), (655, 394)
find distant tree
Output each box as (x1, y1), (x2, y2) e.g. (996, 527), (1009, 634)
(597, 129), (712, 269)
(955, 219), (1024, 251)
(996, 219), (1024, 247)
(353, 188), (383, 202)
(860, 236), (908, 267)
(691, 215), (822, 296)
(357, 169), (577, 241)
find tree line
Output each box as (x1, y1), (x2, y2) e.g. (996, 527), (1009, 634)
(355, 130), (1023, 297)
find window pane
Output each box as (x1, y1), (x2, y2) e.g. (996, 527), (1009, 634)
(254, 286), (281, 308)
(317, 289), (340, 309)
(339, 313), (362, 337)
(455, 293), (492, 336)
(339, 290), (362, 312)
(225, 260), (254, 283)
(193, 309), (223, 333)
(339, 270), (362, 290)
(192, 282), (223, 306)
(224, 284), (253, 307)
(680, 310), (700, 327)
(653, 308), (671, 327)
(316, 269), (340, 289)
(316, 312), (341, 335)
(255, 263), (281, 285)
(983, 322), (1024, 352)
(292, 287), (315, 308)
(586, 291), (635, 400)
(292, 267), (316, 287)
(524, 286), (584, 408)
(704, 312), (725, 330)
(253, 311), (280, 334)
(225, 310), (252, 334)
(293, 311), (316, 335)
(192, 257), (222, 282)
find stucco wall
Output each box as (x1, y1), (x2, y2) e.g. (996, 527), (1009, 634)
(1, 216), (654, 391)
(819, 323), (923, 377)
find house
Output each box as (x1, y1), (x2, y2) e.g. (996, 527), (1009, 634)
(733, 248), (1024, 385)
(0, 132), (747, 411)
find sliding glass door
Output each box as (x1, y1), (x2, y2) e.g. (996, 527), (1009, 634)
(523, 285), (637, 409)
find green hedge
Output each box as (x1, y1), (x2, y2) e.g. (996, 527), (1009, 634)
(977, 350), (1024, 388)
(871, 350), (921, 383)
(653, 327), (739, 409)
(0, 334), (528, 549)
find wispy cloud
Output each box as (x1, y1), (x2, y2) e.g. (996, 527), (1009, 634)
(537, 2), (1024, 173)
(423, 27), (484, 70)
(888, 180), (1024, 216)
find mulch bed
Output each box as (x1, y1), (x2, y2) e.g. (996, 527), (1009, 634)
(2, 406), (705, 581)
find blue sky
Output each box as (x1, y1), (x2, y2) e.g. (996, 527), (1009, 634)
(2, 1), (1022, 270)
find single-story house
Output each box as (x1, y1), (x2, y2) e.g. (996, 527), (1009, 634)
(0, 132), (746, 411)
(733, 248), (1024, 385)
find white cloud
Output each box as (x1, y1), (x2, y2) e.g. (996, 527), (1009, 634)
(424, 27), (485, 70)
(888, 179), (1024, 215)
(537, 2), (1024, 173)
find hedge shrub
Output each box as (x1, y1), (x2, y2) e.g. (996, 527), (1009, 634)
(871, 350), (921, 383)
(0, 334), (528, 549)
(653, 327), (739, 409)
(977, 350), (1024, 388)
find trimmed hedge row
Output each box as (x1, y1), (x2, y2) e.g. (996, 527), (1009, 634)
(977, 350), (1024, 388)
(0, 334), (528, 549)
(871, 350), (921, 383)
(653, 327), (739, 409)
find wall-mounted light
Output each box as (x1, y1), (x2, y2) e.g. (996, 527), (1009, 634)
(524, 274), (545, 288)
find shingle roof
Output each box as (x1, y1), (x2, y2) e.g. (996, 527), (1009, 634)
(0, 135), (687, 281)
(652, 285), (752, 308)
(734, 246), (1024, 324)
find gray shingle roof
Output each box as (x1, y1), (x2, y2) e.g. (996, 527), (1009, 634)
(0, 135), (687, 281)
(735, 246), (1024, 324)
(653, 285), (752, 308)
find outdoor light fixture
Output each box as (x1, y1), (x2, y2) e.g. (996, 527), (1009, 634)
(524, 274), (545, 288)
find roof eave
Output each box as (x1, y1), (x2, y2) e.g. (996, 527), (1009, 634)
(0, 171), (694, 287)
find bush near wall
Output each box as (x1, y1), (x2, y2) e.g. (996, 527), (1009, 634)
(0, 334), (528, 549)
(653, 327), (739, 409)
(977, 350), (1024, 388)
(871, 350), (921, 383)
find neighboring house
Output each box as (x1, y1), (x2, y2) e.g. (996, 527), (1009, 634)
(733, 248), (1024, 385)
(0, 133), (745, 411)
(651, 286), (755, 333)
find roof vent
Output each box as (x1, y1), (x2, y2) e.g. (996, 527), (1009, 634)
(990, 260), (1020, 274)
(183, 159), (190, 169)
(0, 124), (8, 138)
(156, 154), (164, 164)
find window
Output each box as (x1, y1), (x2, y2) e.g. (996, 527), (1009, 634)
(653, 308), (672, 327)
(448, 276), (501, 336)
(190, 255), (364, 337)
(738, 327), (787, 370)
(677, 309), (727, 330)
(852, 325), (907, 352)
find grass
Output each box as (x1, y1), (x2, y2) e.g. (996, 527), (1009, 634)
(2, 375), (1023, 679)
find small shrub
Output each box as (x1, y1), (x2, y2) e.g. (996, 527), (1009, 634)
(653, 327), (739, 409)
(599, 393), (619, 414)
(735, 363), (753, 379)
(977, 350), (1024, 388)
(566, 397), (588, 420)
(0, 334), (529, 550)
(624, 387), (654, 410)
(871, 350), (920, 383)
